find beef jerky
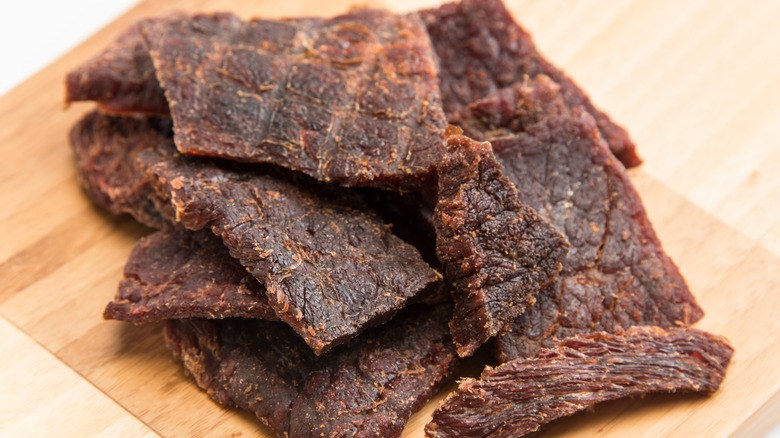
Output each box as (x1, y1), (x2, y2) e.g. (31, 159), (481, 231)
(74, 111), (441, 354)
(104, 228), (278, 323)
(434, 128), (568, 357)
(165, 303), (460, 438)
(138, 133), (440, 355)
(69, 110), (172, 228)
(425, 326), (733, 438)
(65, 24), (169, 116)
(452, 106), (702, 361)
(139, 10), (446, 190)
(450, 74), (570, 139)
(420, 0), (641, 168)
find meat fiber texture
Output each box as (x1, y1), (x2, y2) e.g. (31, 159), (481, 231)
(104, 228), (279, 323)
(69, 111), (173, 228)
(420, 0), (641, 168)
(456, 105), (702, 360)
(137, 10), (446, 190)
(434, 128), (569, 357)
(164, 303), (460, 438)
(72, 111), (441, 355)
(425, 326), (733, 438)
(65, 24), (169, 116)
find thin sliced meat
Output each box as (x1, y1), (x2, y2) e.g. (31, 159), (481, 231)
(420, 0), (641, 167)
(104, 228), (278, 323)
(165, 303), (460, 438)
(425, 326), (733, 438)
(69, 111), (172, 228)
(139, 10), (446, 190)
(434, 128), (568, 357)
(65, 23), (169, 116)
(448, 95), (702, 360)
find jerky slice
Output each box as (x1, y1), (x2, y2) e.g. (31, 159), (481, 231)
(165, 303), (460, 438)
(453, 103), (703, 360)
(65, 23), (169, 116)
(69, 110), (172, 228)
(450, 74), (570, 140)
(140, 10), (446, 189)
(425, 326), (733, 438)
(140, 131), (441, 355)
(74, 111), (441, 354)
(434, 128), (568, 357)
(420, 0), (641, 168)
(104, 228), (278, 323)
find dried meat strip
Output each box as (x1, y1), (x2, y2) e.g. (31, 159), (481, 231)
(65, 24), (169, 116)
(425, 326), (733, 438)
(69, 110), (172, 228)
(138, 134), (441, 355)
(449, 91), (702, 360)
(104, 228), (278, 323)
(165, 303), (461, 438)
(450, 74), (570, 140)
(139, 10), (446, 190)
(74, 111), (441, 354)
(434, 128), (568, 357)
(420, 0), (641, 168)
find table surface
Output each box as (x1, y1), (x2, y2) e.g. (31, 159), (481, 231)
(2, 0), (780, 436)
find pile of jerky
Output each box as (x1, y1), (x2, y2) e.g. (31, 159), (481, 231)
(66, 0), (733, 436)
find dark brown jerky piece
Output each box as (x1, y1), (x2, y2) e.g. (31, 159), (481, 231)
(139, 10), (446, 189)
(450, 74), (570, 140)
(65, 24), (169, 116)
(69, 110), (172, 228)
(140, 137), (441, 355)
(104, 228), (278, 323)
(434, 129), (568, 357)
(425, 326), (733, 438)
(419, 0), (641, 168)
(470, 109), (703, 361)
(165, 303), (460, 438)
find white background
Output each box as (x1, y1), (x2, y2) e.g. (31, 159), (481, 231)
(1, 1), (779, 437)
(0, 0), (139, 98)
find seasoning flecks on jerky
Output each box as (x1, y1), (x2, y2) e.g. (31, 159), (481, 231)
(420, 0), (641, 168)
(165, 303), (460, 438)
(434, 128), (568, 357)
(140, 135), (441, 355)
(104, 228), (278, 323)
(460, 106), (703, 361)
(425, 326), (733, 438)
(69, 110), (172, 228)
(139, 10), (446, 190)
(450, 74), (570, 140)
(65, 23), (169, 116)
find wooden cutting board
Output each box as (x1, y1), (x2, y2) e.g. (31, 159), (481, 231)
(2, 0), (780, 436)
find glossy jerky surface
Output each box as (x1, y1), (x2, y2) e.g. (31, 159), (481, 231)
(425, 326), (733, 438)
(69, 110), (172, 228)
(104, 228), (278, 323)
(434, 130), (568, 357)
(164, 303), (460, 438)
(464, 108), (703, 361)
(65, 24), (169, 116)
(141, 136), (441, 355)
(140, 10), (446, 189)
(420, 0), (641, 168)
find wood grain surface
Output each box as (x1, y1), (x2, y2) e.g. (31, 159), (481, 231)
(2, 0), (780, 436)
